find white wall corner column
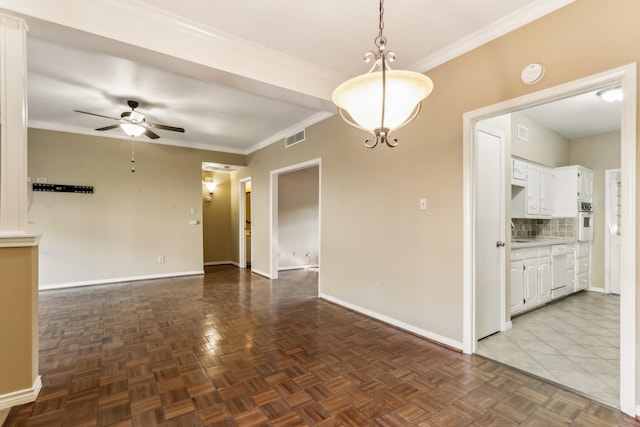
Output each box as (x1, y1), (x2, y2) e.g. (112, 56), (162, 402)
(0, 13), (30, 236)
(0, 13), (42, 411)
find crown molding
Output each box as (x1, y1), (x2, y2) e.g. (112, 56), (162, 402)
(409, 0), (575, 73)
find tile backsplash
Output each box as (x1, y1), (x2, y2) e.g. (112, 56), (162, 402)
(511, 218), (576, 239)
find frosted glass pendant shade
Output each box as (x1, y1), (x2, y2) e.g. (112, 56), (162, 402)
(332, 70), (433, 131)
(120, 123), (145, 137)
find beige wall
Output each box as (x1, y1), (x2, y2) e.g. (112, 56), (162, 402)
(277, 166), (319, 269)
(569, 132), (622, 288)
(241, 0), (640, 348)
(0, 246), (38, 395)
(27, 128), (245, 287)
(202, 171), (233, 264)
(511, 112), (570, 167)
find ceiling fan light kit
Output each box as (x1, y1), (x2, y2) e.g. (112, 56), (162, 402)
(332, 0), (433, 148)
(74, 99), (185, 140)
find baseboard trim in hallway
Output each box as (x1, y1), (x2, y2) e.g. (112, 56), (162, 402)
(319, 292), (464, 351)
(38, 270), (204, 291)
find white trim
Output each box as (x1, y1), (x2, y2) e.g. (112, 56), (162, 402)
(251, 268), (272, 279)
(504, 321), (513, 331)
(203, 261), (235, 267)
(0, 233), (41, 247)
(636, 405), (640, 418)
(462, 64), (636, 416)
(586, 286), (607, 294)
(410, 0), (575, 73)
(39, 270), (204, 290)
(0, 375), (41, 411)
(604, 168), (621, 295)
(269, 158), (321, 280)
(31, 111), (334, 157)
(320, 293), (463, 350)
(247, 112), (333, 155)
(278, 264), (319, 272)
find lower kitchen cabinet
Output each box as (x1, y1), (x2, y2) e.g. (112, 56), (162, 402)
(576, 241), (591, 291)
(510, 246), (551, 315)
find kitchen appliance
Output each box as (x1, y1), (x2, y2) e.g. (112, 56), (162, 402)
(578, 201), (594, 241)
(551, 244), (569, 299)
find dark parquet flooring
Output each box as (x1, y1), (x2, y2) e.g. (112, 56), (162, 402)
(4, 266), (640, 426)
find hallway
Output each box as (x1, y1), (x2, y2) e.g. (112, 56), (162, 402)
(4, 266), (638, 426)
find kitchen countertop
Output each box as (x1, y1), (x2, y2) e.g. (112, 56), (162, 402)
(511, 237), (577, 249)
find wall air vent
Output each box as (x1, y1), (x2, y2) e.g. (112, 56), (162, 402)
(285, 129), (305, 148)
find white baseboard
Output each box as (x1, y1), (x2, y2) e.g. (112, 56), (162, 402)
(319, 293), (463, 350)
(278, 264), (319, 271)
(204, 261), (235, 267)
(587, 286), (607, 294)
(0, 376), (41, 411)
(39, 270), (204, 290)
(251, 269), (272, 279)
(636, 404), (640, 417)
(503, 321), (513, 331)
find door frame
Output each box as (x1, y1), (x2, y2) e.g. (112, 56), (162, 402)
(604, 168), (621, 294)
(462, 64), (636, 415)
(269, 158), (321, 280)
(238, 176), (252, 269)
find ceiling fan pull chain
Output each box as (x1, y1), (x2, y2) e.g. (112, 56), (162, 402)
(131, 139), (136, 173)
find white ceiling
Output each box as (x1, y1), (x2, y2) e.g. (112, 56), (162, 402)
(0, 0), (601, 156)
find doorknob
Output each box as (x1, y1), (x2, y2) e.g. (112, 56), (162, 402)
(496, 241), (505, 247)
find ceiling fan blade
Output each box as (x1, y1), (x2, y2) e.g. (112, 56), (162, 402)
(144, 128), (160, 139)
(148, 122), (185, 133)
(95, 124), (121, 131)
(74, 110), (120, 121)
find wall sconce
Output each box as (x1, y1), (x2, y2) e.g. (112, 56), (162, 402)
(203, 181), (216, 202)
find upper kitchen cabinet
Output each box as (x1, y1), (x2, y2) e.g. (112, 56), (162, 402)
(552, 165), (593, 217)
(511, 158), (553, 219)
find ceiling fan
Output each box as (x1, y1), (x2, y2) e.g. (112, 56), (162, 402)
(74, 100), (185, 139)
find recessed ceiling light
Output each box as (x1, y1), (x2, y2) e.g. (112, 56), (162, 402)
(597, 87), (623, 102)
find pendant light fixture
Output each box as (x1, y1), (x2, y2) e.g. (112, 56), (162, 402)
(332, 0), (434, 148)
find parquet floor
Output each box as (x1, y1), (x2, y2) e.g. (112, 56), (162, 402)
(4, 266), (640, 426)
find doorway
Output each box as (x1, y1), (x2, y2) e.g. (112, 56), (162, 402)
(269, 159), (321, 280)
(463, 64), (636, 415)
(239, 177), (252, 269)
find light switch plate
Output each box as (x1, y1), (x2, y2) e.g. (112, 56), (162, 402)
(419, 198), (427, 210)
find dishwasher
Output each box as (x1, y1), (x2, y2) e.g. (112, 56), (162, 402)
(551, 244), (569, 299)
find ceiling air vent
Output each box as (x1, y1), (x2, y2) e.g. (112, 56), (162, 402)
(285, 129), (305, 148)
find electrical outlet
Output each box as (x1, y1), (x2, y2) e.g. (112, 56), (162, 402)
(157, 255), (165, 263)
(374, 283), (381, 295)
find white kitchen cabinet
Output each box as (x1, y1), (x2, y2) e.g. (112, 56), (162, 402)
(566, 244), (576, 293)
(553, 165), (594, 216)
(576, 241), (591, 291)
(511, 247), (550, 315)
(540, 168), (553, 216)
(511, 158), (527, 186)
(526, 166), (540, 215)
(578, 168), (593, 203)
(538, 254), (552, 303)
(511, 158), (553, 219)
(510, 251), (524, 315)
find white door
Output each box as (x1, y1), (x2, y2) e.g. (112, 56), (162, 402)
(475, 126), (505, 340)
(605, 169), (621, 294)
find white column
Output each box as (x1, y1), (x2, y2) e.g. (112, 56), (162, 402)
(0, 13), (29, 235)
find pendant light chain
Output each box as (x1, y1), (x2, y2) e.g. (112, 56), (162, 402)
(379, 0), (384, 39)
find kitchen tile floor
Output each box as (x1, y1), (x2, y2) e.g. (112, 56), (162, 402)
(477, 291), (620, 408)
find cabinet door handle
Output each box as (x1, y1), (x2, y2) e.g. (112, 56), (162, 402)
(496, 241), (505, 247)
